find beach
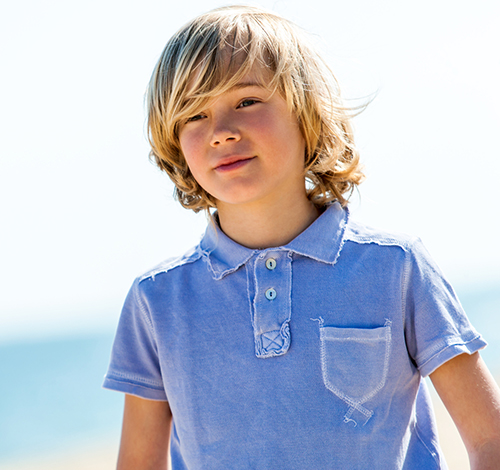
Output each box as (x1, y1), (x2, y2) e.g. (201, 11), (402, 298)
(0, 442), (118, 470)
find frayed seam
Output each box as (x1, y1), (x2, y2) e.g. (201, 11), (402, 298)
(138, 249), (202, 283)
(343, 417), (357, 427)
(204, 249), (258, 280)
(255, 322), (291, 358)
(343, 404), (373, 426)
(133, 280), (155, 334)
(310, 316), (324, 326)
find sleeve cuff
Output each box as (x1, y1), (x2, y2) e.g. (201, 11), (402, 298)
(102, 376), (168, 401)
(418, 335), (488, 377)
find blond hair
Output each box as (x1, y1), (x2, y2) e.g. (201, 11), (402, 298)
(147, 5), (364, 212)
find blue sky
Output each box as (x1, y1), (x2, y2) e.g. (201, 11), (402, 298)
(1, 0), (499, 341)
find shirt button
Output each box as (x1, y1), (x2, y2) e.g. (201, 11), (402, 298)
(265, 258), (277, 270)
(265, 288), (277, 300)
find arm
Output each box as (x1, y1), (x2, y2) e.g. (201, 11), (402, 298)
(117, 394), (172, 470)
(430, 352), (500, 470)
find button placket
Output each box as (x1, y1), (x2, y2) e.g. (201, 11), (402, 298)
(264, 258), (277, 301)
(265, 288), (277, 300)
(252, 251), (292, 358)
(265, 258), (277, 270)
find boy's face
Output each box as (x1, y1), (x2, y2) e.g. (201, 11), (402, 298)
(177, 64), (307, 211)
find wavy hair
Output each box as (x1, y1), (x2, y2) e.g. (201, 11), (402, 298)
(147, 5), (365, 212)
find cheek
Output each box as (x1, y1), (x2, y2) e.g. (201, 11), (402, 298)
(179, 132), (203, 172)
(272, 122), (306, 164)
(255, 110), (304, 153)
(283, 118), (306, 160)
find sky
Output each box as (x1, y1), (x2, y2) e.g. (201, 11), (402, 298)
(1, 0), (499, 342)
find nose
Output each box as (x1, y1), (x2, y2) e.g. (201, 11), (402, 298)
(210, 117), (241, 147)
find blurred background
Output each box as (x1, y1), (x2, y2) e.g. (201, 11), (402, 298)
(1, 0), (498, 468)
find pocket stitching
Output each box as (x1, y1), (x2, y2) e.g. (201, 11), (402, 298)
(319, 321), (392, 407)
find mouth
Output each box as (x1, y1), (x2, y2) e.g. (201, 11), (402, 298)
(214, 156), (256, 172)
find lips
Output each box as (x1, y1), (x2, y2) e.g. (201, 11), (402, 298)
(214, 156), (256, 172)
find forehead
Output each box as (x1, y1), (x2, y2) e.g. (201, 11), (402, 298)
(185, 57), (272, 101)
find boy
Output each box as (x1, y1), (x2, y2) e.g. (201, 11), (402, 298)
(103, 5), (500, 469)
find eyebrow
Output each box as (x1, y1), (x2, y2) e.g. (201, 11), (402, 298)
(227, 81), (266, 92)
(183, 81), (267, 104)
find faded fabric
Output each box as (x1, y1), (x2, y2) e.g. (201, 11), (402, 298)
(103, 202), (486, 469)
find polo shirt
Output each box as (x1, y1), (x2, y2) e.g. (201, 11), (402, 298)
(103, 202), (486, 469)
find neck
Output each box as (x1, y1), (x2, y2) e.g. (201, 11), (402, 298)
(216, 193), (321, 249)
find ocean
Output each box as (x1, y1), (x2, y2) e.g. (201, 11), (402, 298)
(0, 333), (122, 464)
(0, 286), (498, 465)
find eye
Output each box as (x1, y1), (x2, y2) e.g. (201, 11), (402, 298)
(238, 99), (259, 108)
(186, 114), (205, 123)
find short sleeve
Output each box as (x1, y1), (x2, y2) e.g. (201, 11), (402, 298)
(102, 278), (167, 400)
(403, 238), (487, 377)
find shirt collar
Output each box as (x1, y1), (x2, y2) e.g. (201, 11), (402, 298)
(200, 202), (349, 280)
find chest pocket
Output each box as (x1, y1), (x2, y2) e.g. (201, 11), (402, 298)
(318, 321), (392, 425)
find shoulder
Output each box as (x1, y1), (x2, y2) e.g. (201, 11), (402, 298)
(344, 216), (420, 253)
(136, 244), (204, 284)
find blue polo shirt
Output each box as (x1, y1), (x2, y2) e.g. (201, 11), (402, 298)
(103, 202), (486, 469)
